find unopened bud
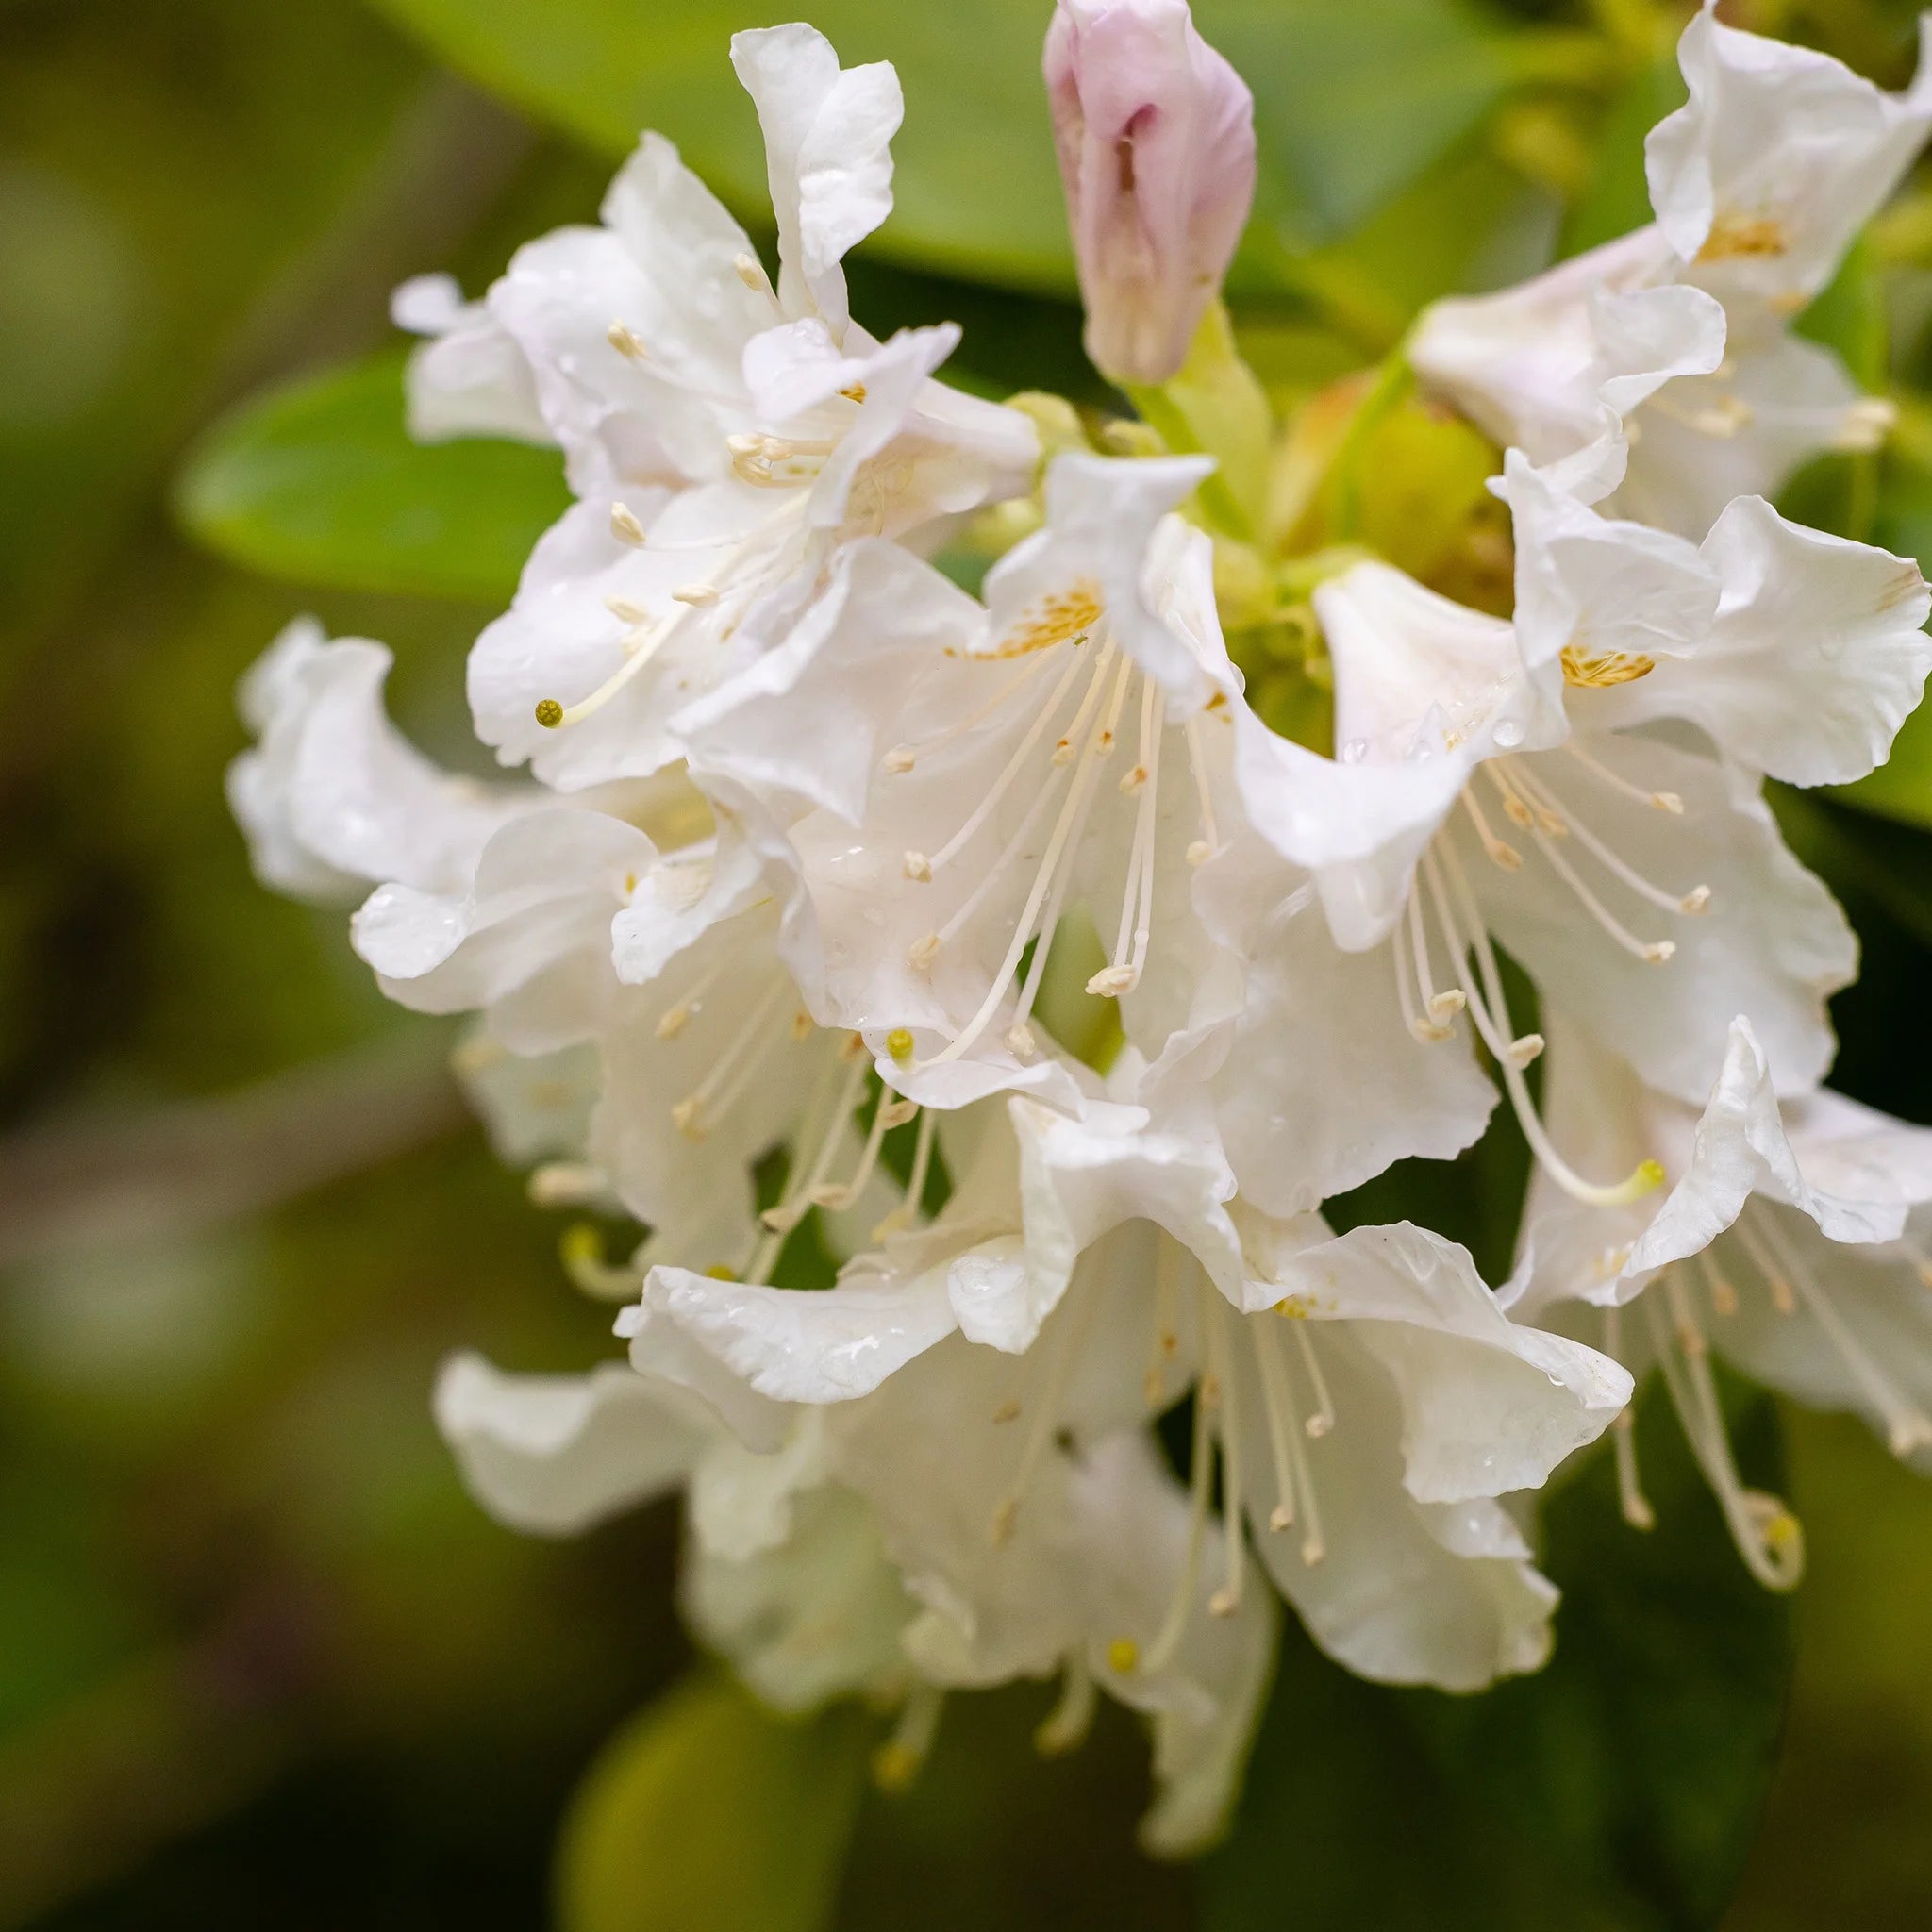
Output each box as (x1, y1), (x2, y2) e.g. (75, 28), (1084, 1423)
(1043, 0), (1257, 386)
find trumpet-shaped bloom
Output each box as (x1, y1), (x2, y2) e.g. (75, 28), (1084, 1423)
(642, 1093), (1629, 1693)
(400, 26), (1037, 792)
(682, 454), (1255, 1100)
(1513, 1012), (1932, 1585)
(1410, 5), (1931, 534)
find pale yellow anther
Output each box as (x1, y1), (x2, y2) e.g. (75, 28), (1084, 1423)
(610, 502), (647, 545)
(1186, 840), (1211, 867)
(606, 594), (651, 624)
(1680, 886), (1711, 914)
(1119, 765), (1147, 795)
(992, 1397), (1021, 1424)
(1006, 1021), (1037, 1058)
(903, 851), (933, 883)
(908, 933), (941, 971)
(1643, 941), (1677, 964)
(884, 746), (916, 774)
(671, 1096), (706, 1141)
(673, 583), (720, 607)
(655, 1002), (691, 1041)
(1087, 964), (1136, 998)
(607, 321), (648, 359)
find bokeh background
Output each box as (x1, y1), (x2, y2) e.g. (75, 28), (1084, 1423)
(4, 0), (1932, 1924)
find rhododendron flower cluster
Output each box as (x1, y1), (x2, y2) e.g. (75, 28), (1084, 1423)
(232, 1), (1932, 1850)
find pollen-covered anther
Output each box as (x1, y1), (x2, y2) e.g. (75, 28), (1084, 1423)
(1677, 885), (1711, 914)
(1643, 940), (1677, 963)
(1051, 736), (1077, 767)
(1186, 840), (1211, 867)
(1006, 1021), (1037, 1058)
(1506, 1031), (1545, 1069)
(609, 502), (647, 545)
(732, 251), (769, 291)
(902, 851), (932, 883)
(883, 745), (915, 774)
(1119, 765), (1147, 795)
(672, 583), (720, 607)
(655, 1002), (691, 1041)
(1087, 964), (1136, 998)
(992, 1397), (1021, 1424)
(907, 933), (941, 972)
(1208, 1586), (1239, 1619)
(605, 594), (651, 625)
(670, 1096), (707, 1141)
(607, 320), (648, 359)
(1425, 989), (1466, 1025)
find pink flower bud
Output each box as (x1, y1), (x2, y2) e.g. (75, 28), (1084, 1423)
(1044, 0), (1257, 387)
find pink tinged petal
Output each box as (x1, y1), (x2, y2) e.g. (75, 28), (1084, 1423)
(1043, 0), (1257, 385)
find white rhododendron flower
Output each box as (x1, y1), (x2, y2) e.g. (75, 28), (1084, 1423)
(225, 0), (1932, 1857)
(678, 452), (1252, 1101)
(401, 24), (1037, 792)
(642, 1095), (1629, 1691)
(1512, 1011), (1932, 1585)
(1411, 1), (1932, 533)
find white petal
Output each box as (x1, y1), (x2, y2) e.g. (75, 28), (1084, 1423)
(675, 540), (987, 823)
(1232, 1327), (1559, 1690)
(1252, 1219), (1631, 1498)
(681, 1485), (910, 1712)
(1461, 732), (1854, 1102)
(1192, 849), (1495, 1210)
(352, 808), (650, 1049)
(228, 624), (530, 903)
(1605, 496), (1931, 786)
(1649, 5), (1932, 308)
(643, 1260), (962, 1404)
(729, 25), (902, 336)
(433, 1352), (708, 1535)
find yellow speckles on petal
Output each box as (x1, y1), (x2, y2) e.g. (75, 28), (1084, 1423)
(1274, 1297), (1309, 1320)
(1696, 211), (1790, 263)
(1561, 643), (1657, 689)
(987, 580), (1105, 658)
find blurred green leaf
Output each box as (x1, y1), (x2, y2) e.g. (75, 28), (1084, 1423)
(1200, 1382), (1794, 1931)
(557, 1674), (868, 1932)
(174, 352), (567, 601)
(1557, 50), (1684, 259)
(370, 0), (1557, 301)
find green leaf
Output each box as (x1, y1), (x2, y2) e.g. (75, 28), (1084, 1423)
(174, 351), (568, 602)
(371, 0), (1539, 299)
(557, 1673), (869, 1932)
(1199, 1381), (1794, 1931)
(1558, 52), (1685, 260)
(1211, 0), (1527, 244)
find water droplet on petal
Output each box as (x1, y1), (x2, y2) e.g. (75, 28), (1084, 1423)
(1493, 718), (1524, 749)
(1340, 738), (1368, 765)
